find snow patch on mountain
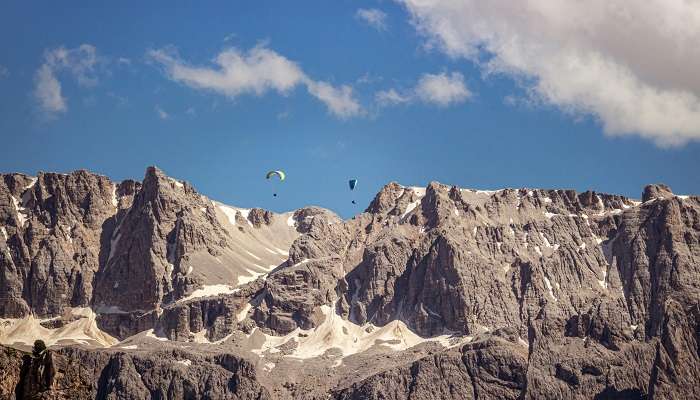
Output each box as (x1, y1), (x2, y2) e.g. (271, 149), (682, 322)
(10, 196), (27, 227)
(179, 284), (238, 302)
(111, 184), (118, 207)
(544, 277), (557, 302)
(251, 301), (464, 361)
(0, 307), (118, 348)
(401, 200), (420, 219)
(218, 203), (253, 227)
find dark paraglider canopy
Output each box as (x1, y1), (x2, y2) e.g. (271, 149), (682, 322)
(349, 178), (358, 205)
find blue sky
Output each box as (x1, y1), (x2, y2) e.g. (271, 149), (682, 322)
(1, 1), (699, 218)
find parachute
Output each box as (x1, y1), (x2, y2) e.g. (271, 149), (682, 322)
(349, 178), (358, 204)
(266, 170), (285, 197)
(266, 170), (286, 181)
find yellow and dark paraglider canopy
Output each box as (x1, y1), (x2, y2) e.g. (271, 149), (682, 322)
(265, 170), (286, 181)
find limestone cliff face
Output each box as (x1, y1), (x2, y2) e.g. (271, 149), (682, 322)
(92, 166), (231, 312)
(251, 182), (700, 399)
(0, 171), (127, 318)
(1, 167), (699, 400)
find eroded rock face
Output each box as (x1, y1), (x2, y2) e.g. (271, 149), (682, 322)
(249, 181), (700, 399)
(248, 208), (275, 228)
(92, 166), (231, 312)
(334, 329), (528, 400)
(0, 171), (125, 318)
(2, 345), (269, 400)
(2, 167), (699, 400)
(1, 166), (304, 341)
(255, 182), (646, 339)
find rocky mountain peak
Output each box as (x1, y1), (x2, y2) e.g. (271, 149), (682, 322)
(642, 183), (674, 202)
(365, 182), (407, 214)
(136, 166), (191, 210)
(91, 166), (230, 313)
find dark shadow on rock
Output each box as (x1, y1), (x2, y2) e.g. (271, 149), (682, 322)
(594, 387), (646, 400)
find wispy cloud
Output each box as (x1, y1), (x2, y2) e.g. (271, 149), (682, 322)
(45, 44), (100, 87)
(376, 71), (470, 107)
(356, 72), (383, 85)
(375, 88), (411, 106)
(33, 44), (102, 116)
(0, 65), (8, 79)
(148, 44), (363, 119)
(414, 72), (470, 106)
(155, 105), (169, 120)
(34, 64), (67, 114)
(306, 80), (362, 119)
(399, 0), (700, 146)
(107, 92), (128, 106)
(356, 8), (388, 31)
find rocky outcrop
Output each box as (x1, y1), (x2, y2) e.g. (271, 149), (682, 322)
(0, 171), (124, 318)
(0, 346), (23, 399)
(1, 345), (269, 400)
(334, 329), (528, 400)
(248, 208), (274, 228)
(92, 166), (231, 312)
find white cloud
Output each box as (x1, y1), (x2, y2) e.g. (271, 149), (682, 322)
(356, 72), (383, 85)
(155, 105), (169, 120)
(33, 44), (102, 116)
(376, 88), (411, 106)
(148, 45), (362, 119)
(34, 64), (67, 114)
(0, 65), (8, 78)
(376, 71), (470, 107)
(399, 0), (700, 146)
(415, 72), (470, 106)
(44, 44), (100, 87)
(356, 8), (388, 31)
(306, 80), (362, 119)
(148, 45), (304, 97)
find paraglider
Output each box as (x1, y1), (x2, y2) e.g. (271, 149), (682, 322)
(266, 170), (286, 181)
(266, 170), (285, 197)
(349, 178), (358, 204)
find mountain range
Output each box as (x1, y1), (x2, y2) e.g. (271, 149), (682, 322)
(1, 167), (698, 399)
